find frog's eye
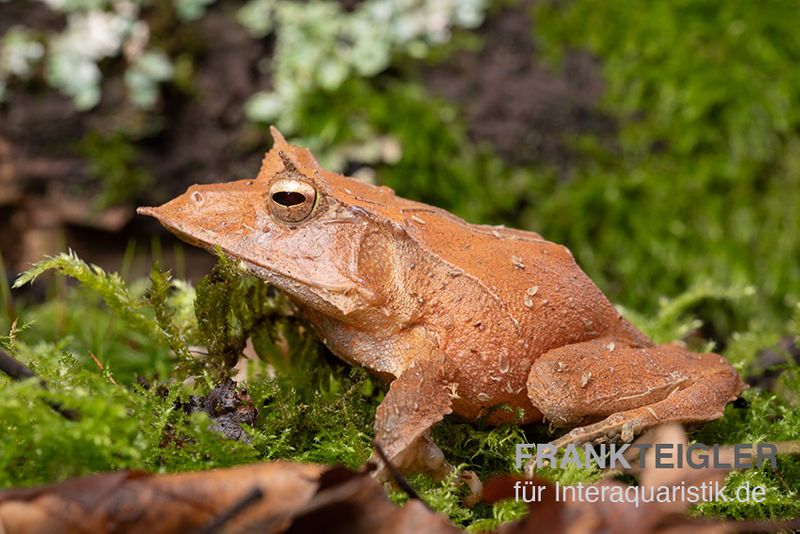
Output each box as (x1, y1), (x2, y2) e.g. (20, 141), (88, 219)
(268, 179), (318, 223)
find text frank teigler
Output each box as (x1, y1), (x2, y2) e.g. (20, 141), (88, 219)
(514, 442), (775, 507)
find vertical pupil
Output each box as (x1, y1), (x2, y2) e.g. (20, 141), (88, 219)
(273, 191), (306, 206)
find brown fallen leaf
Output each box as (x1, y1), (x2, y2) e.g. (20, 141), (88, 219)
(283, 465), (459, 534)
(0, 462), (459, 534)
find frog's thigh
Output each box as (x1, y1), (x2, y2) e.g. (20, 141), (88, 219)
(526, 338), (745, 447)
(371, 352), (454, 480)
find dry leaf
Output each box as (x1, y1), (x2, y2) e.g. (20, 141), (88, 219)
(0, 461), (459, 534)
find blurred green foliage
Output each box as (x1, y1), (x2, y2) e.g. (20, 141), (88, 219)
(529, 0), (800, 329)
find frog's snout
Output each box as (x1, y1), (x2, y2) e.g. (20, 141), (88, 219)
(136, 206), (159, 218)
(137, 205), (172, 226)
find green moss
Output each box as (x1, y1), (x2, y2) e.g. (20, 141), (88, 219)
(0, 344), (258, 488)
(244, 356), (379, 468)
(693, 378), (800, 518)
(193, 251), (290, 376)
(147, 264), (193, 368)
(12, 252), (196, 382)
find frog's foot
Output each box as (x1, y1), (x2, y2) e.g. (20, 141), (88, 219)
(526, 338), (747, 454)
(372, 431), (453, 484)
(370, 353), (455, 483)
(461, 470), (484, 506)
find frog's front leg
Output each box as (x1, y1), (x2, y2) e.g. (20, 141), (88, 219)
(526, 337), (747, 456)
(370, 352), (455, 482)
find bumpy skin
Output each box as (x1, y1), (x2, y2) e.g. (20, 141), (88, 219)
(138, 128), (747, 477)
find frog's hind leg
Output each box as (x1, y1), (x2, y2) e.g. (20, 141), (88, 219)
(371, 352), (455, 482)
(526, 338), (747, 452)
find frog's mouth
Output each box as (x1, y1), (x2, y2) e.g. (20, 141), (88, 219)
(137, 204), (377, 319)
(137, 205), (218, 251)
(137, 204), (266, 269)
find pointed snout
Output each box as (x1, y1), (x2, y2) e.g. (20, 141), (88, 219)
(136, 180), (267, 253)
(136, 206), (160, 218)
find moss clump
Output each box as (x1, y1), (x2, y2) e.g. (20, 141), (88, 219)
(4, 249), (800, 527)
(3, 253), (380, 488)
(193, 251), (281, 373)
(0, 347), (259, 488)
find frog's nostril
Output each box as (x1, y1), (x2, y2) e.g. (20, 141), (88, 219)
(272, 191), (306, 207)
(191, 191), (205, 205)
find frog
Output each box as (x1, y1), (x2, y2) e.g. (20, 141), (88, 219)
(138, 127), (747, 480)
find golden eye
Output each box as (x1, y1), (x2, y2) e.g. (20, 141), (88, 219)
(268, 178), (318, 223)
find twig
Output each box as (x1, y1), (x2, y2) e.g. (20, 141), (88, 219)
(372, 442), (428, 508)
(89, 351), (118, 385)
(0, 348), (79, 420)
(195, 487), (264, 534)
(0, 347), (35, 380)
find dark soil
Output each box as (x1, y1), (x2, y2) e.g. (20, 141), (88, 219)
(423, 0), (614, 173)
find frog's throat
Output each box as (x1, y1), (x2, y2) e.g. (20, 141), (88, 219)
(237, 258), (380, 319)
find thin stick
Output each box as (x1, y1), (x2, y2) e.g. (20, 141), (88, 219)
(372, 442), (428, 507)
(195, 487), (264, 534)
(0, 249), (14, 321)
(89, 352), (118, 385)
(0, 347), (35, 380)
(0, 348), (79, 420)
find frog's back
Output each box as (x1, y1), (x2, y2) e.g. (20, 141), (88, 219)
(322, 169), (646, 352)
(402, 205), (647, 350)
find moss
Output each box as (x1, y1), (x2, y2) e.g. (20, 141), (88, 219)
(147, 264), (194, 369)
(692, 369), (800, 518)
(0, 344), (258, 488)
(5, 247), (800, 526)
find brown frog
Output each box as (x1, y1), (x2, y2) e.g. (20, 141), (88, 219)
(138, 128), (746, 478)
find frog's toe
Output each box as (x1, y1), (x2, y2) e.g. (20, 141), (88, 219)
(461, 470), (484, 507)
(551, 415), (646, 448)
